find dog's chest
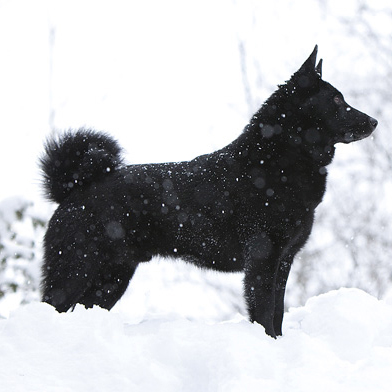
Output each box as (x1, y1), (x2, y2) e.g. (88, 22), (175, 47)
(242, 159), (328, 216)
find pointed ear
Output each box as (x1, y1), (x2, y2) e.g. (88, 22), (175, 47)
(315, 59), (323, 78)
(298, 45), (318, 74)
(291, 45), (320, 88)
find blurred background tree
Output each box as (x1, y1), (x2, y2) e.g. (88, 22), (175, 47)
(288, 1), (392, 305)
(0, 198), (47, 312)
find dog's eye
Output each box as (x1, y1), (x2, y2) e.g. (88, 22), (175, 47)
(334, 96), (343, 105)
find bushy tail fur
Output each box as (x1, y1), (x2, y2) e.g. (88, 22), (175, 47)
(40, 129), (123, 203)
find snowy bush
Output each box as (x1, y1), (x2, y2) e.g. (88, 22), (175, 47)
(0, 197), (49, 314)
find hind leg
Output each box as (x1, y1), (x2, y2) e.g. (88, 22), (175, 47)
(41, 208), (104, 311)
(42, 236), (139, 312)
(77, 260), (137, 310)
(42, 248), (138, 312)
(41, 209), (135, 312)
(41, 246), (100, 312)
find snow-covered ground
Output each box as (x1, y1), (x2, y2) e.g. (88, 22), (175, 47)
(1, 288), (392, 392)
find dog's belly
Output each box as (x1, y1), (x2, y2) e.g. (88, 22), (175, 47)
(153, 214), (245, 272)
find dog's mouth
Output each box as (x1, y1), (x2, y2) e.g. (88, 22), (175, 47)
(342, 130), (371, 143)
(340, 117), (378, 144)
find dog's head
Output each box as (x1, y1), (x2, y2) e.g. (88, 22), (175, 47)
(288, 46), (377, 144)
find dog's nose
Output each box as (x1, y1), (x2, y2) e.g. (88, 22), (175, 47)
(369, 117), (378, 128)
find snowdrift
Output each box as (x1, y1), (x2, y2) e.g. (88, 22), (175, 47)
(1, 288), (392, 391)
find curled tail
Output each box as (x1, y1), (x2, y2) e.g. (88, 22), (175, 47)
(40, 128), (123, 203)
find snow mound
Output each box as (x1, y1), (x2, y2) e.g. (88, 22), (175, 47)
(1, 288), (392, 392)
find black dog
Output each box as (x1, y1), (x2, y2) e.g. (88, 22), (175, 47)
(40, 46), (377, 337)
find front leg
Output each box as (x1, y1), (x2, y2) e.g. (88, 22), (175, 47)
(273, 223), (312, 335)
(273, 256), (294, 336)
(243, 232), (279, 338)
